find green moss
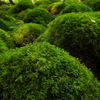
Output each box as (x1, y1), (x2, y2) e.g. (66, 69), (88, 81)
(35, 0), (51, 6)
(24, 7), (54, 26)
(0, 42), (100, 100)
(92, 0), (100, 11)
(61, 3), (93, 14)
(0, 39), (8, 53)
(0, 29), (14, 49)
(36, 13), (100, 77)
(48, 2), (67, 15)
(10, 0), (36, 13)
(0, 4), (11, 11)
(83, 0), (99, 8)
(17, 9), (32, 20)
(12, 23), (46, 47)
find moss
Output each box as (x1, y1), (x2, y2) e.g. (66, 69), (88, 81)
(0, 4), (11, 11)
(35, 0), (51, 6)
(0, 39), (8, 53)
(0, 42), (100, 100)
(61, 3), (93, 14)
(10, 0), (36, 13)
(36, 13), (100, 77)
(48, 2), (67, 15)
(12, 23), (46, 47)
(92, 0), (100, 11)
(17, 9), (32, 20)
(0, 29), (14, 49)
(24, 7), (54, 26)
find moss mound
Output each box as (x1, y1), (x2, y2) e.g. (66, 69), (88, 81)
(0, 42), (100, 100)
(0, 39), (8, 53)
(35, 0), (51, 6)
(64, 0), (82, 4)
(12, 23), (46, 47)
(61, 3), (92, 14)
(0, 4), (11, 11)
(0, 29), (14, 48)
(48, 2), (67, 15)
(0, 18), (16, 31)
(24, 7), (54, 26)
(85, 11), (100, 19)
(36, 13), (100, 77)
(0, 18), (9, 30)
(92, 0), (100, 11)
(17, 9), (31, 20)
(10, 0), (35, 13)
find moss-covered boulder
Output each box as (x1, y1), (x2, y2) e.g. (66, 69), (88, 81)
(0, 4), (11, 11)
(12, 23), (46, 47)
(0, 18), (16, 31)
(48, 2), (67, 15)
(64, 0), (82, 4)
(36, 13), (100, 77)
(0, 42), (100, 100)
(0, 29), (14, 48)
(61, 3), (92, 14)
(85, 11), (100, 19)
(35, 0), (51, 6)
(10, 0), (35, 13)
(92, 0), (100, 11)
(24, 7), (54, 26)
(83, 0), (98, 8)
(0, 18), (10, 30)
(0, 39), (8, 53)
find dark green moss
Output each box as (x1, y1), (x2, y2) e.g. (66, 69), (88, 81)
(61, 3), (93, 14)
(0, 42), (100, 100)
(36, 13), (100, 77)
(12, 23), (46, 47)
(10, 0), (36, 13)
(24, 7), (54, 26)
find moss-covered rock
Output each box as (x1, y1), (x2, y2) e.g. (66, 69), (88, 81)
(64, 0), (82, 4)
(17, 8), (31, 20)
(48, 2), (67, 15)
(92, 0), (100, 11)
(0, 29), (14, 48)
(0, 18), (16, 31)
(0, 39), (8, 53)
(35, 0), (51, 6)
(10, 0), (35, 13)
(24, 7), (54, 26)
(0, 4), (11, 11)
(0, 42), (100, 100)
(12, 23), (46, 47)
(61, 3), (92, 14)
(83, 0), (98, 8)
(36, 13), (100, 77)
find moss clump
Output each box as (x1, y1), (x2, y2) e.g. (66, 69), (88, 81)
(0, 4), (11, 11)
(48, 2), (67, 15)
(12, 23), (46, 47)
(0, 29), (14, 48)
(61, 3), (93, 14)
(0, 42), (100, 100)
(35, 0), (51, 6)
(17, 9), (31, 20)
(24, 7), (54, 26)
(0, 39), (8, 53)
(83, 0), (98, 8)
(36, 13), (100, 77)
(0, 18), (9, 30)
(92, 0), (100, 11)
(64, 0), (82, 4)
(0, 18), (15, 31)
(10, 0), (35, 13)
